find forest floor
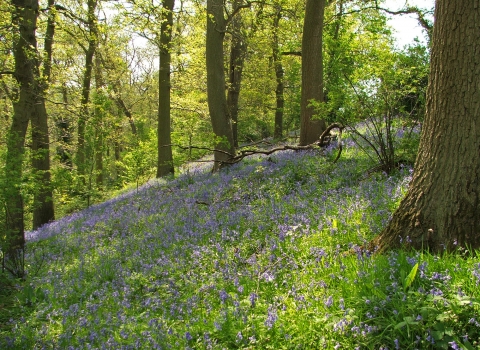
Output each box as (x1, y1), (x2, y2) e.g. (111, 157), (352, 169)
(1, 134), (480, 349)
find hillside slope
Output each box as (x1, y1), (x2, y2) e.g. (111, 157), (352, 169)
(3, 144), (480, 349)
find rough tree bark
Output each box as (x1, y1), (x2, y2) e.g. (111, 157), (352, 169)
(206, 0), (235, 170)
(157, 0), (175, 177)
(226, 0), (246, 148)
(371, 0), (480, 253)
(299, 0), (326, 146)
(3, 0), (42, 276)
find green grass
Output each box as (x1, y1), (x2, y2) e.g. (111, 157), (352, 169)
(1, 141), (479, 349)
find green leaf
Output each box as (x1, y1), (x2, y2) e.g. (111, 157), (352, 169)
(403, 316), (415, 324)
(463, 340), (475, 350)
(434, 340), (449, 349)
(431, 330), (444, 340)
(394, 321), (407, 330)
(403, 262), (418, 292)
(35, 287), (45, 302)
(419, 306), (437, 318)
(436, 312), (453, 322)
(444, 327), (454, 336)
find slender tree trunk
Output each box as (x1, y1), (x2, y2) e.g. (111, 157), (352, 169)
(3, 0), (42, 276)
(112, 92), (137, 135)
(77, 0), (98, 176)
(272, 6), (284, 140)
(32, 0), (55, 229)
(4, 102), (28, 277)
(94, 53), (104, 188)
(300, 0), (326, 146)
(157, 0), (175, 177)
(57, 84), (72, 166)
(42, 0), (55, 81)
(206, 0), (235, 170)
(114, 127), (122, 179)
(100, 53), (138, 136)
(226, 0), (246, 148)
(371, 0), (480, 253)
(324, 0), (343, 121)
(31, 91), (54, 229)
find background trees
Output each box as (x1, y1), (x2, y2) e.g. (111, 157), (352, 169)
(0, 0), (434, 275)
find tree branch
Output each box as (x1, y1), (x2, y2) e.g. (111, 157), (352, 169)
(327, 4), (433, 41)
(161, 123), (345, 167)
(55, 4), (88, 25)
(281, 51), (301, 56)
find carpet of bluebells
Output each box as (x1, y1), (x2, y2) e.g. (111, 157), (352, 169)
(2, 139), (480, 349)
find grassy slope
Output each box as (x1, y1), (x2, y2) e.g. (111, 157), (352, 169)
(1, 144), (480, 349)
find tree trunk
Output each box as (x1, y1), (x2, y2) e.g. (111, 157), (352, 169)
(32, 0), (55, 229)
(299, 0), (326, 146)
(272, 6), (284, 140)
(3, 0), (42, 276)
(371, 0), (480, 253)
(226, 0), (246, 148)
(77, 0), (98, 176)
(112, 93), (137, 135)
(100, 52), (138, 136)
(206, 0), (235, 170)
(157, 0), (175, 177)
(57, 84), (72, 167)
(31, 89), (54, 229)
(94, 53), (104, 188)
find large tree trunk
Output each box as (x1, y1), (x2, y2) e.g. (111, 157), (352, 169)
(371, 0), (480, 253)
(226, 0), (246, 148)
(299, 0), (326, 146)
(77, 0), (98, 177)
(272, 6), (284, 140)
(157, 0), (175, 177)
(206, 0), (235, 171)
(32, 0), (55, 229)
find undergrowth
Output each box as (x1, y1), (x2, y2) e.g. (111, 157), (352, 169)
(1, 141), (479, 349)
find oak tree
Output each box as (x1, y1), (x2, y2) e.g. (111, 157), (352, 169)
(372, 0), (480, 253)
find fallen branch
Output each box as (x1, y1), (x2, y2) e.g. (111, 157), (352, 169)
(163, 123), (345, 167)
(227, 122), (344, 164)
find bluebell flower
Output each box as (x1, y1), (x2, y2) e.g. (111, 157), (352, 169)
(448, 341), (460, 350)
(324, 296), (333, 308)
(250, 293), (258, 308)
(265, 305), (278, 329)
